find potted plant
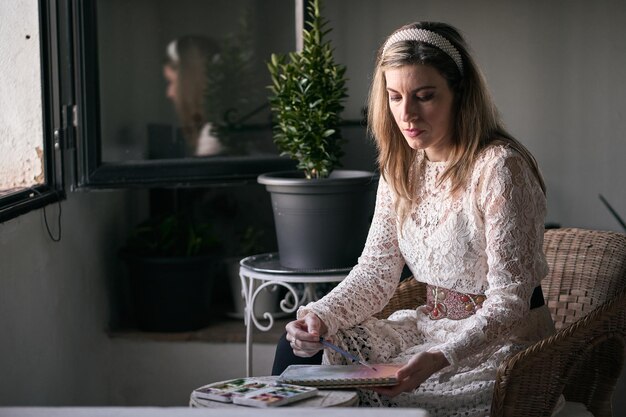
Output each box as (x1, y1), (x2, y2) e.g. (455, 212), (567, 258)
(120, 212), (222, 332)
(258, 0), (377, 270)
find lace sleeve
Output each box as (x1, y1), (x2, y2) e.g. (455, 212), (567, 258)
(297, 177), (405, 336)
(431, 149), (547, 368)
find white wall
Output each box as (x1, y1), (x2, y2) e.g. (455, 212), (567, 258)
(108, 340), (274, 406)
(0, 191), (136, 405)
(95, 0), (626, 231)
(0, 188), (275, 406)
(325, 0), (626, 233)
(0, 0), (43, 190)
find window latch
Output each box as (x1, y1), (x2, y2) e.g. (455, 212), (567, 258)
(55, 104), (76, 150)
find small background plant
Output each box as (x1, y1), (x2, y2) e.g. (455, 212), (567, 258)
(123, 212), (220, 258)
(237, 225), (266, 256)
(267, 0), (348, 179)
(204, 7), (261, 154)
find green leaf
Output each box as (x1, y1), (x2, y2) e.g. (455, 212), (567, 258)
(264, 0), (347, 179)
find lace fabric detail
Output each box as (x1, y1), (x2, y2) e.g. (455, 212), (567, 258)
(297, 144), (554, 414)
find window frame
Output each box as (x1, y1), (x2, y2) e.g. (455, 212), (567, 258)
(0, 0), (65, 223)
(1, 0), (302, 223)
(70, 0), (296, 190)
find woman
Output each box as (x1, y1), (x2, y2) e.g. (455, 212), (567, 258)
(282, 22), (555, 416)
(163, 35), (223, 156)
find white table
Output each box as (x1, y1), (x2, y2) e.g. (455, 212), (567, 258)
(0, 408), (430, 417)
(238, 253), (351, 376)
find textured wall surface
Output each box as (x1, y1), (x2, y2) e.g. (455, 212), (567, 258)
(0, 0), (43, 191)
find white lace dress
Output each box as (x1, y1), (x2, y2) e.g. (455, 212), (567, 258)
(297, 145), (556, 417)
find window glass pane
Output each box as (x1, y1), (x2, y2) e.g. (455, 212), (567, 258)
(97, 0), (294, 161)
(0, 0), (44, 196)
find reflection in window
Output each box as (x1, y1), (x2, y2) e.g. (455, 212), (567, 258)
(163, 35), (223, 156)
(0, 0), (44, 196)
(97, 0), (294, 161)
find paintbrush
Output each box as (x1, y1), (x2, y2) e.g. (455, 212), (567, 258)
(319, 337), (377, 371)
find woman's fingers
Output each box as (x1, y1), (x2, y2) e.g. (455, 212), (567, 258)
(370, 380), (417, 397)
(288, 332), (322, 355)
(371, 352), (449, 398)
(284, 313), (325, 357)
(370, 368), (422, 397)
(291, 343), (321, 357)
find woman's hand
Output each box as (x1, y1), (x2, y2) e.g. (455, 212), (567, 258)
(371, 351), (449, 398)
(285, 312), (328, 357)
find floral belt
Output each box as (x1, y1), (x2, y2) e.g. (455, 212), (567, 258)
(421, 285), (487, 320)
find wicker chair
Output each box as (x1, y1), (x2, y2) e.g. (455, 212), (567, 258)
(376, 228), (626, 417)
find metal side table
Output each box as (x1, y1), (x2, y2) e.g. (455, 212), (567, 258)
(239, 253), (351, 376)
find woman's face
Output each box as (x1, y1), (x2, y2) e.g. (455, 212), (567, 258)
(163, 64), (179, 104)
(385, 64), (455, 162)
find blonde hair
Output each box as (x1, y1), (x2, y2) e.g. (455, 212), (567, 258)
(367, 22), (545, 224)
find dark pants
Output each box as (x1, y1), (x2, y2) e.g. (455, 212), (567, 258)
(271, 332), (323, 375)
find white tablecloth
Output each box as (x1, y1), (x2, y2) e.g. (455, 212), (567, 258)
(0, 407), (430, 417)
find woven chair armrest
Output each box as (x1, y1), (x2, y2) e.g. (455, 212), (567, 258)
(374, 276), (426, 319)
(491, 286), (626, 417)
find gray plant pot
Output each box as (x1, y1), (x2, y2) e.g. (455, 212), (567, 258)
(258, 170), (378, 270)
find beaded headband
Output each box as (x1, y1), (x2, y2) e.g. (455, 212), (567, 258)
(166, 40), (179, 63)
(382, 28), (463, 73)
